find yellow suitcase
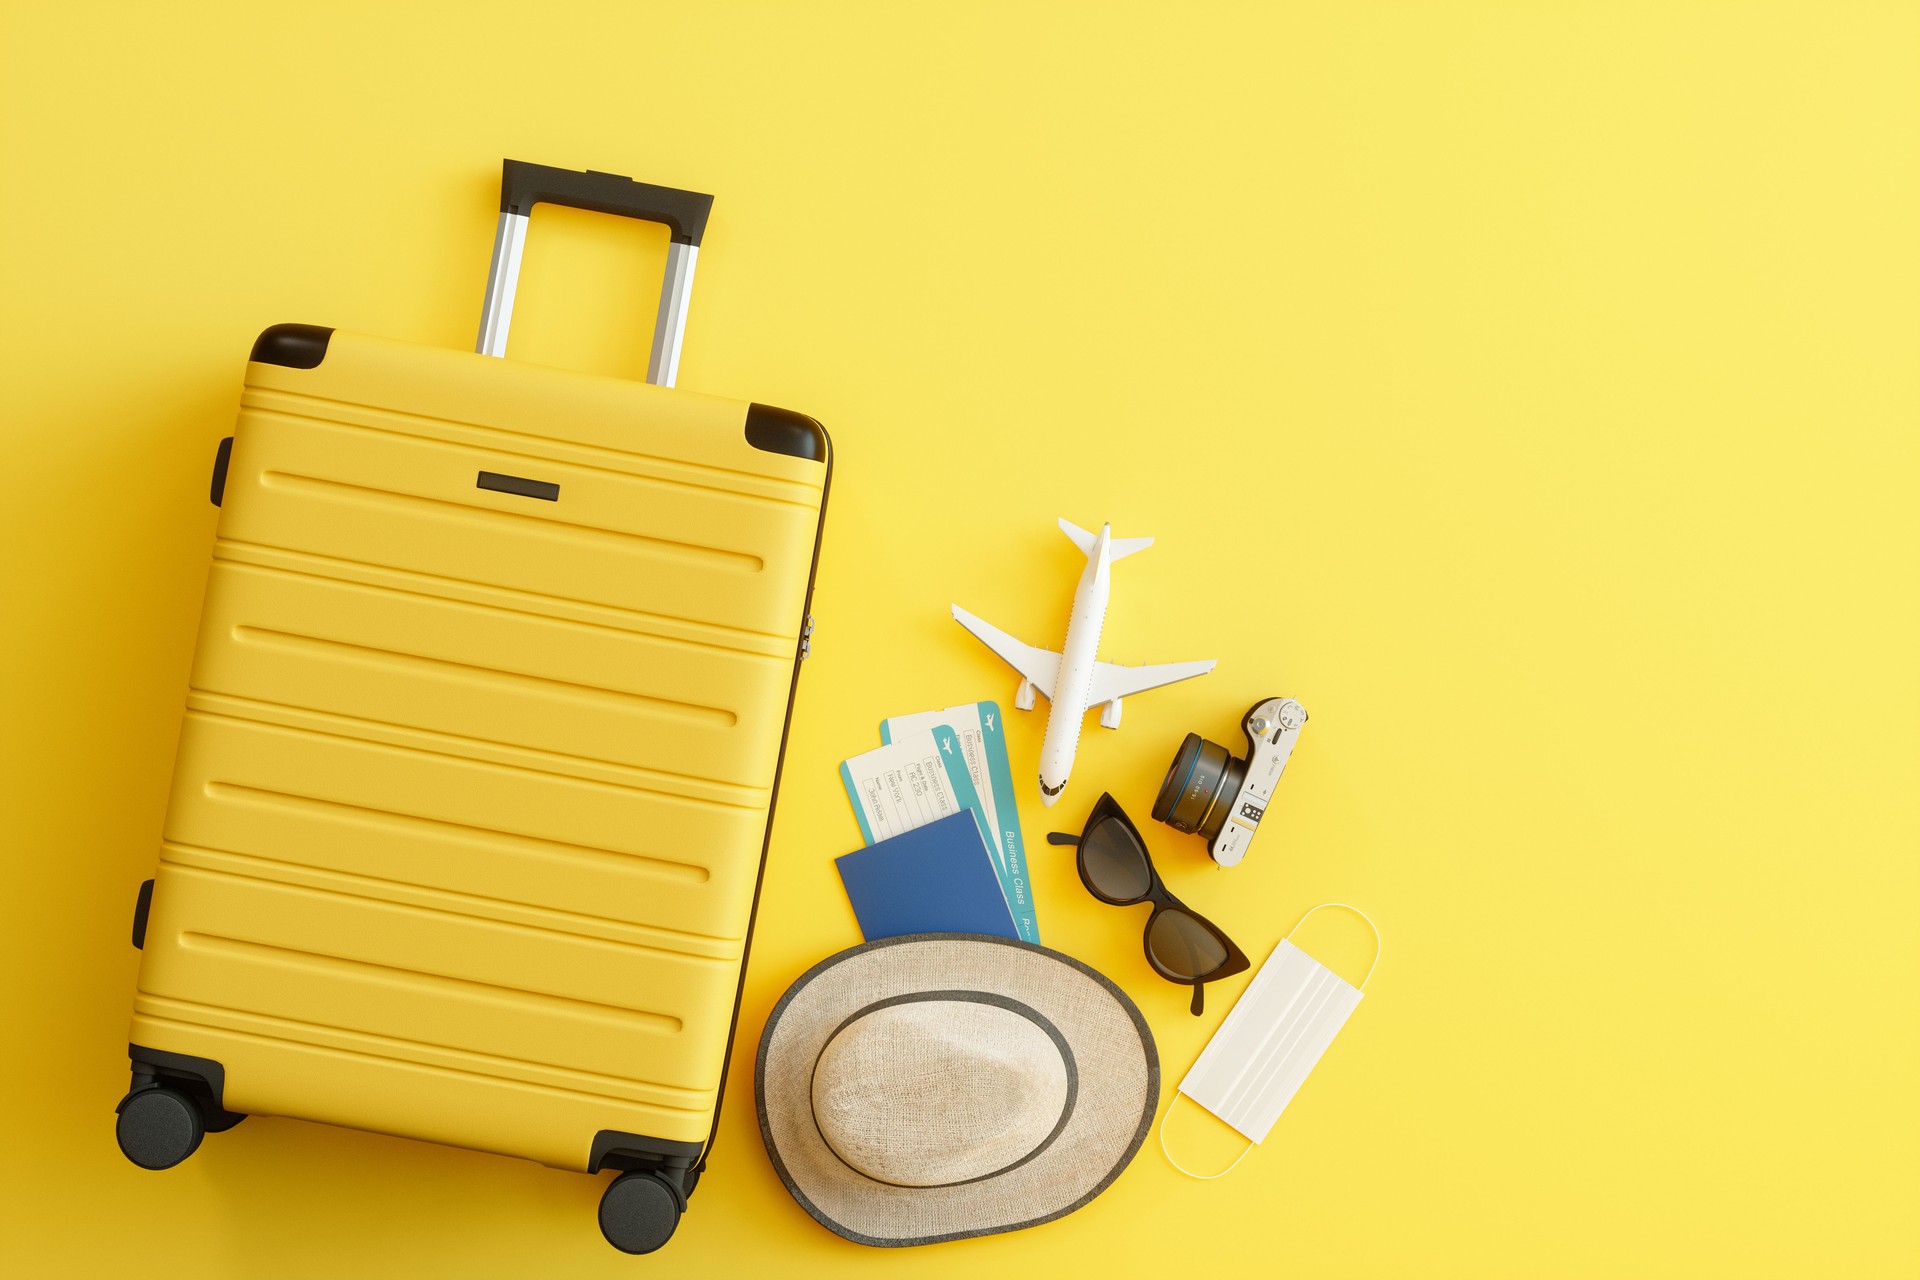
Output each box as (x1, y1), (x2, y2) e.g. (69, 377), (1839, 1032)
(114, 161), (830, 1254)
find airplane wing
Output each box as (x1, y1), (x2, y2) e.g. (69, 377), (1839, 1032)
(1087, 657), (1216, 705)
(952, 604), (1060, 697)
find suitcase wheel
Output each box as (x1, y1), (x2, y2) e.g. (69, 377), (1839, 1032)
(115, 1086), (205, 1171)
(598, 1171), (683, 1254)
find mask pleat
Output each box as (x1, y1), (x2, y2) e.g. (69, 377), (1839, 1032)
(1178, 938), (1366, 1144)
(1226, 965), (1342, 1130)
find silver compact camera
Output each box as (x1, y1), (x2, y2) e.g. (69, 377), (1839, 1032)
(1150, 696), (1307, 867)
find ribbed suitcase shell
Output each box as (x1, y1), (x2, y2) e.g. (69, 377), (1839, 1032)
(129, 328), (827, 1171)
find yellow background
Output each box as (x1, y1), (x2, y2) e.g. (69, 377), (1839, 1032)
(3, 1), (1915, 1275)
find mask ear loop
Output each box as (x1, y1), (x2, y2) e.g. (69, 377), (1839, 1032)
(1285, 901), (1382, 990)
(1158, 1094), (1255, 1180)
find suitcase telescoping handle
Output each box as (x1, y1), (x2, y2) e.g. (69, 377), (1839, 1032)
(475, 159), (716, 388)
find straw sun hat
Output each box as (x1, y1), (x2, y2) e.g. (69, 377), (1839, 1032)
(756, 933), (1159, 1247)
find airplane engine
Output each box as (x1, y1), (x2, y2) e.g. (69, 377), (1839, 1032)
(1014, 678), (1037, 711)
(1100, 698), (1122, 729)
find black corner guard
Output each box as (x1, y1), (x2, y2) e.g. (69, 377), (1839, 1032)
(588, 1130), (705, 1182)
(131, 879), (154, 949)
(744, 404), (828, 462)
(250, 323), (333, 369)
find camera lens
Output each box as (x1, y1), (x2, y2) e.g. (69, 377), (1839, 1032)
(1152, 733), (1247, 844)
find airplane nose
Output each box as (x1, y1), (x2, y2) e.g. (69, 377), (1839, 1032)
(1040, 790), (1059, 807)
(1039, 775), (1066, 806)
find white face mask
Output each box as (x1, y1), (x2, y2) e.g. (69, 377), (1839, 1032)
(1160, 903), (1380, 1178)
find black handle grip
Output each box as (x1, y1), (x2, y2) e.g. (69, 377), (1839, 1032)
(498, 160), (713, 247)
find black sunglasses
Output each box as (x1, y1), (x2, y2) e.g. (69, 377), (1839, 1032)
(1048, 792), (1249, 1015)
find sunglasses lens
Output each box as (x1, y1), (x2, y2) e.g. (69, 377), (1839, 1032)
(1081, 817), (1152, 902)
(1147, 909), (1229, 980)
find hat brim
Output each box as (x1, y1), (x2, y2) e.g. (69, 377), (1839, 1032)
(755, 933), (1158, 1247)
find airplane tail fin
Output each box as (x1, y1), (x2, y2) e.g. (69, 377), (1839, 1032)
(1059, 518), (1154, 562)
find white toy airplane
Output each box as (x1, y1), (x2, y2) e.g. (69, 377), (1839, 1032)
(953, 519), (1216, 806)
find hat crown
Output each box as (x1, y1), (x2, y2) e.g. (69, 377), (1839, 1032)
(810, 997), (1070, 1188)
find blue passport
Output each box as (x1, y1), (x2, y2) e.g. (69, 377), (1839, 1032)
(835, 810), (1020, 942)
